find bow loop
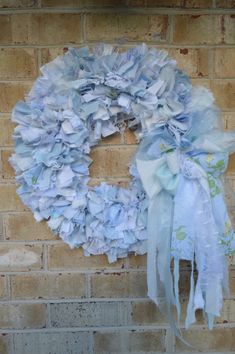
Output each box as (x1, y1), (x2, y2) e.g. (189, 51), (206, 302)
(136, 149), (180, 198)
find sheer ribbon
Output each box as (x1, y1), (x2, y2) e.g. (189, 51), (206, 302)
(136, 140), (232, 341)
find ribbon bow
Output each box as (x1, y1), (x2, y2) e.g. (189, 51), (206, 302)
(136, 141), (233, 340)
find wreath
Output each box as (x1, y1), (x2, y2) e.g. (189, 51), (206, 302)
(10, 43), (235, 337)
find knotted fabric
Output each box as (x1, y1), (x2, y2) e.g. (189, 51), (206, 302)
(136, 130), (235, 336)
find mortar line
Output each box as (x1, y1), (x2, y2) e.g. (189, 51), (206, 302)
(165, 327), (175, 353)
(2, 78), (235, 84)
(89, 331), (94, 354)
(0, 294), (234, 304)
(46, 302), (51, 328)
(0, 322), (234, 334)
(5, 273), (11, 300)
(0, 7), (234, 14)
(168, 13), (174, 45)
(10, 334), (14, 354)
(86, 273), (91, 298)
(81, 11), (86, 44)
(1, 43), (235, 49)
(43, 243), (48, 271)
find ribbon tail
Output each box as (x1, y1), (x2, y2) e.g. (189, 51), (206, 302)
(147, 190), (193, 347)
(173, 257), (181, 325)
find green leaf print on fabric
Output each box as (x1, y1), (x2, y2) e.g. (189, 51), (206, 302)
(208, 175), (221, 198)
(175, 226), (187, 240)
(206, 154), (225, 173)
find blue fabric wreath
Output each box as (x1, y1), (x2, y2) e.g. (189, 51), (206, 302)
(10, 43), (235, 336)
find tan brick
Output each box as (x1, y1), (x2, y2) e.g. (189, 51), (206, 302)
(86, 14), (168, 42)
(11, 273), (86, 299)
(0, 118), (15, 146)
(41, 47), (66, 65)
(90, 146), (136, 178)
(0, 14), (82, 45)
(128, 254), (147, 268)
(215, 298), (235, 324)
(214, 48), (235, 78)
(129, 0), (178, 5)
(130, 0), (213, 6)
(48, 243), (127, 270)
(124, 129), (138, 144)
(175, 327), (235, 352)
(191, 78), (211, 90)
(0, 16), (12, 44)
(131, 299), (204, 325)
(229, 252), (235, 266)
(11, 13), (82, 45)
(224, 112), (235, 130)
(223, 15), (235, 44)
(0, 82), (32, 113)
(228, 153), (235, 173)
(90, 272), (147, 298)
(0, 184), (26, 211)
(99, 132), (123, 146)
(4, 212), (55, 241)
(0, 48), (38, 80)
(1, 149), (14, 179)
(131, 301), (166, 324)
(0, 276), (7, 299)
(211, 80), (235, 110)
(94, 330), (165, 353)
(0, 0), (36, 7)
(178, 270), (191, 296)
(0, 244), (43, 271)
(0, 303), (46, 329)
(42, 0), (126, 6)
(173, 15), (223, 45)
(0, 334), (11, 354)
(216, 0), (235, 8)
(179, 0), (213, 6)
(88, 177), (130, 188)
(168, 48), (209, 78)
(230, 268), (235, 294)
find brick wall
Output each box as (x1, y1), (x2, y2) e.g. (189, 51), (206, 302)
(0, 1), (235, 353)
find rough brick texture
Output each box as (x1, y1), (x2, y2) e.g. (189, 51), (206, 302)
(0, 1), (235, 354)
